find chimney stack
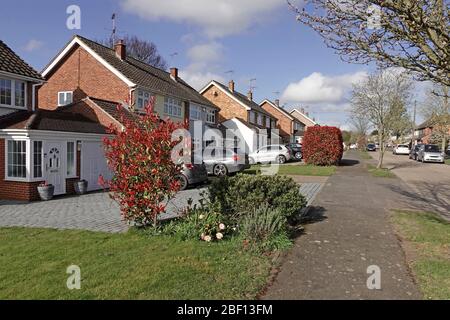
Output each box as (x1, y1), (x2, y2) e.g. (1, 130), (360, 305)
(114, 40), (126, 60)
(275, 99), (280, 107)
(247, 90), (253, 101)
(170, 67), (178, 81)
(228, 80), (235, 92)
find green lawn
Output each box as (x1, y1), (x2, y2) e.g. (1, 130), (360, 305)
(0, 227), (271, 299)
(244, 164), (336, 176)
(391, 210), (450, 300)
(445, 159), (450, 165)
(367, 164), (396, 178)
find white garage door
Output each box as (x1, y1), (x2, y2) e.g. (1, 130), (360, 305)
(81, 142), (113, 191)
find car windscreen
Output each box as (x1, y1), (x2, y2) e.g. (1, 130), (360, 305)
(425, 145), (440, 152)
(398, 145), (409, 148)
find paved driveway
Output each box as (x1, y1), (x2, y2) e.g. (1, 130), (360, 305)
(0, 187), (205, 233)
(368, 151), (450, 219)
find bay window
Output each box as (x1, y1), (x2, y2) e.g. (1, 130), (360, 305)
(266, 117), (270, 128)
(250, 111), (256, 123)
(257, 113), (262, 126)
(7, 140), (27, 178)
(164, 97), (182, 117)
(0, 78), (26, 108)
(190, 104), (202, 121)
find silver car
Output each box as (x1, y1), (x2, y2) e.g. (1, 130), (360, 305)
(416, 144), (445, 163)
(175, 160), (208, 190)
(249, 145), (292, 164)
(203, 149), (250, 177)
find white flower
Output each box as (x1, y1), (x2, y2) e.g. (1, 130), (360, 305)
(204, 235), (212, 242)
(199, 214), (205, 220)
(219, 223), (226, 230)
(216, 232), (223, 240)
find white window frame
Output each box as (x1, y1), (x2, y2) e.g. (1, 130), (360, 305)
(5, 139), (29, 181)
(190, 104), (203, 121)
(205, 108), (216, 124)
(66, 141), (77, 178)
(32, 140), (44, 179)
(58, 91), (73, 107)
(164, 97), (183, 118)
(136, 89), (153, 109)
(0, 77), (27, 109)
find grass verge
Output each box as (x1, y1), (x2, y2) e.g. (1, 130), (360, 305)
(391, 210), (450, 300)
(367, 164), (396, 178)
(359, 150), (373, 160)
(445, 159), (450, 165)
(0, 227), (272, 299)
(244, 164), (336, 176)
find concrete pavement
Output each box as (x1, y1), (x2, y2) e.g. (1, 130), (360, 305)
(263, 151), (422, 300)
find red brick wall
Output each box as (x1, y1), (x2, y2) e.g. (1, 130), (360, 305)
(0, 139), (43, 201)
(260, 101), (291, 140)
(38, 45), (129, 109)
(201, 86), (248, 123)
(64, 99), (122, 131)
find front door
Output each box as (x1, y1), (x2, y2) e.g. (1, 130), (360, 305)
(46, 142), (64, 195)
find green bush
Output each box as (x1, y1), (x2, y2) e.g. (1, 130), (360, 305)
(240, 206), (292, 251)
(208, 174), (306, 221)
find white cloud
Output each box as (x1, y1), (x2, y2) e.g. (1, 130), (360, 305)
(23, 39), (44, 52)
(187, 42), (223, 64)
(121, 0), (283, 38)
(179, 70), (225, 91)
(281, 71), (367, 104)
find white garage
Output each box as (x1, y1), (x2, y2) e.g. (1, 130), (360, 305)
(81, 141), (113, 191)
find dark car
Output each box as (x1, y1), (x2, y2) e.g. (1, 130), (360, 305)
(366, 143), (376, 152)
(409, 144), (423, 160)
(286, 143), (302, 160)
(203, 148), (250, 177)
(175, 157), (208, 190)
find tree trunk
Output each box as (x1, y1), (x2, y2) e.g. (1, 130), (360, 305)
(377, 132), (384, 169)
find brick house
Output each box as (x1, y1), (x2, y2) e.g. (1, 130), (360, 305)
(289, 108), (318, 142)
(200, 80), (278, 153)
(0, 40), (112, 201)
(260, 99), (305, 143)
(414, 119), (450, 145)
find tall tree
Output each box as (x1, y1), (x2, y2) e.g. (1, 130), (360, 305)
(102, 35), (168, 69)
(351, 70), (413, 168)
(287, 0), (450, 86)
(420, 84), (450, 150)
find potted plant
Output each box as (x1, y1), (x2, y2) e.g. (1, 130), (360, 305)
(74, 179), (88, 195)
(37, 181), (54, 201)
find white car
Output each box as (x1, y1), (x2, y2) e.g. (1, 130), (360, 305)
(393, 144), (410, 155)
(249, 145), (292, 164)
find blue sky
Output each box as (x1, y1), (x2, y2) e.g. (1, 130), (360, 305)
(0, 0), (425, 128)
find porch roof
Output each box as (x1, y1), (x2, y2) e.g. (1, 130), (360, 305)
(0, 110), (108, 134)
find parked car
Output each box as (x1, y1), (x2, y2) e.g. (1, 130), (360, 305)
(249, 145), (291, 164)
(375, 143), (380, 149)
(203, 149), (250, 177)
(393, 144), (410, 155)
(286, 143), (302, 160)
(175, 159), (208, 190)
(366, 143), (376, 152)
(349, 144), (358, 150)
(409, 144), (423, 160)
(416, 144), (445, 163)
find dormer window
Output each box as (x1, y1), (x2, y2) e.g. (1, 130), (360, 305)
(0, 78), (27, 108)
(58, 91), (73, 106)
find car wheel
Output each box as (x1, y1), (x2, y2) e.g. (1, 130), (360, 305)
(276, 155), (286, 164)
(294, 152), (302, 160)
(176, 174), (189, 190)
(213, 164), (228, 177)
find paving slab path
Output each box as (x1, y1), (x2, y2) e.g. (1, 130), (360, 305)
(263, 150), (422, 300)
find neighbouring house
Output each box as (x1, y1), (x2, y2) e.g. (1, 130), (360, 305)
(414, 119), (450, 145)
(200, 80), (278, 153)
(289, 108), (318, 143)
(260, 99), (305, 143)
(0, 40), (112, 201)
(38, 35), (220, 144)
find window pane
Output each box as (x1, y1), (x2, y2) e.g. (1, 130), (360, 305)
(67, 142), (75, 175)
(15, 81), (26, 107)
(33, 141), (43, 178)
(7, 140), (27, 178)
(0, 79), (12, 105)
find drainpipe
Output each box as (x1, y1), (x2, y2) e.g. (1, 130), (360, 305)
(32, 81), (45, 112)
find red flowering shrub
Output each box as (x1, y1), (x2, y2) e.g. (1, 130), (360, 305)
(303, 126), (343, 166)
(103, 99), (184, 226)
